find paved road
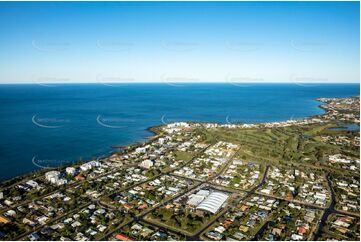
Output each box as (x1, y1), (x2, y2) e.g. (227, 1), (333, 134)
(99, 182), (203, 240)
(0, 131), (166, 213)
(313, 173), (337, 240)
(100, 145), (241, 241)
(10, 138), (358, 241)
(11, 135), (201, 241)
(16, 201), (92, 240)
(252, 220), (274, 240)
(100, 161), (356, 242)
(0, 162), (139, 214)
(98, 144), (215, 241)
(195, 164), (270, 240)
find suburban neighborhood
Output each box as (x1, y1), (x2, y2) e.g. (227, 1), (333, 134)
(0, 97), (359, 241)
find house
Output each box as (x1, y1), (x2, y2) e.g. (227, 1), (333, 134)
(291, 234), (303, 240)
(233, 232), (246, 240)
(124, 203), (133, 210)
(272, 228), (282, 236)
(5, 210), (16, 217)
(97, 225), (107, 232)
(28, 232), (40, 241)
(333, 220), (351, 228)
(140, 227), (153, 238)
(223, 219), (233, 227)
(138, 204), (147, 209)
(40, 227), (54, 236)
(75, 232), (89, 241)
(131, 223), (143, 232)
(115, 234), (133, 241)
(152, 231), (167, 239)
(37, 216), (49, 225)
(0, 216), (10, 224)
(267, 233), (275, 241)
(22, 218), (35, 226)
(87, 204), (96, 210)
(207, 231), (223, 240)
(85, 228), (97, 236)
(240, 205), (249, 212)
(71, 221), (82, 228)
(66, 167), (76, 175)
(334, 227), (348, 234)
(214, 225), (226, 233)
(45, 171), (60, 183)
(80, 160), (101, 171)
(26, 180), (39, 188)
(297, 226), (307, 236)
(260, 188), (271, 194)
(135, 147), (147, 154)
(239, 225), (249, 233)
(95, 208), (105, 215)
(139, 159), (153, 169)
(59, 236), (71, 241)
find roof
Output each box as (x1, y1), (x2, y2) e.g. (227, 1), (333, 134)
(196, 191), (229, 214)
(187, 194), (205, 206)
(115, 234), (133, 241)
(0, 216), (9, 224)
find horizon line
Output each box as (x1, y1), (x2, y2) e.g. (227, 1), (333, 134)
(0, 81), (359, 85)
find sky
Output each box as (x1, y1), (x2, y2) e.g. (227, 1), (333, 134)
(0, 1), (359, 84)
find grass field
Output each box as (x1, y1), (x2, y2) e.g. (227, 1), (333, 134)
(194, 122), (359, 174)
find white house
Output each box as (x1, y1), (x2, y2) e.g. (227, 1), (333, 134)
(139, 159), (153, 169)
(45, 171), (61, 183)
(66, 167), (76, 175)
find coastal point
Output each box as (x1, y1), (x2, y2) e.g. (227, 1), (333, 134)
(0, 96), (359, 241)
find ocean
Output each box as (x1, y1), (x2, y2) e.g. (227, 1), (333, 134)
(0, 83), (359, 181)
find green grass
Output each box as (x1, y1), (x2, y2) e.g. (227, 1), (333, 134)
(196, 122), (359, 174)
(174, 150), (196, 162)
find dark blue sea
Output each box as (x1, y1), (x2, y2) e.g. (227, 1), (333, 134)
(0, 83), (359, 181)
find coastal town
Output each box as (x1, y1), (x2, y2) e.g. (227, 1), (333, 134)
(0, 96), (359, 241)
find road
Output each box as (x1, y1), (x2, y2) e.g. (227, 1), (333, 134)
(10, 141), (359, 241)
(13, 136), (204, 241)
(313, 173), (336, 240)
(100, 146), (241, 241)
(98, 143), (215, 240)
(15, 201), (92, 240)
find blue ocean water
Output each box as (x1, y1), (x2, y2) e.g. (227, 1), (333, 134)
(0, 83), (359, 181)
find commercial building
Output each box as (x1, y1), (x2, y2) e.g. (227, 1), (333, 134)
(196, 191), (229, 214)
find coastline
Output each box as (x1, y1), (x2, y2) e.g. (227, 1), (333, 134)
(0, 125), (164, 187)
(1, 96), (359, 186)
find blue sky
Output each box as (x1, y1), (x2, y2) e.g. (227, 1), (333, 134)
(0, 1), (359, 83)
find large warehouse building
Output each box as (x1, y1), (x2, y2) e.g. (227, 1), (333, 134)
(196, 191), (229, 214)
